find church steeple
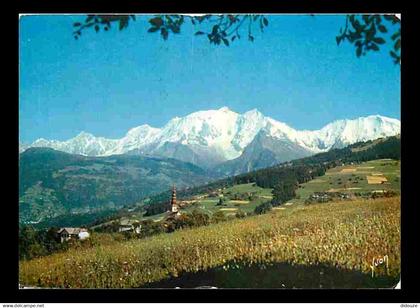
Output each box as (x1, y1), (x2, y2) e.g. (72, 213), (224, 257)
(170, 185), (178, 213)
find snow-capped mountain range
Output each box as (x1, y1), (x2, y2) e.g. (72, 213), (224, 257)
(20, 107), (400, 173)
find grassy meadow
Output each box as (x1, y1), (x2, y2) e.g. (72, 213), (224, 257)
(289, 159), (400, 206)
(115, 182), (274, 223)
(181, 183), (273, 216)
(19, 196), (400, 288)
(103, 159), (400, 225)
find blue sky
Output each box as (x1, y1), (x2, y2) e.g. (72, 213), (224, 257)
(19, 14), (400, 143)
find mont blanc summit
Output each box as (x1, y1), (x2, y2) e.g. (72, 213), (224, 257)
(21, 107), (400, 172)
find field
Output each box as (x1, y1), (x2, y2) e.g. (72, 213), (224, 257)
(19, 196), (400, 288)
(289, 159), (400, 206)
(95, 159), (400, 224)
(180, 183), (273, 216)
(118, 183), (274, 223)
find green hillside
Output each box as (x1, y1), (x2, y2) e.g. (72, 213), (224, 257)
(289, 159), (400, 206)
(19, 135), (400, 228)
(19, 197), (400, 288)
(175, 183), (273, 216)
(143, 135), (400, 217)
(18, 136), (401, 288)
(19, 148), (212, 226)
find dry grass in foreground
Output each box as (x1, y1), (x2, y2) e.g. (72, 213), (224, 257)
(19, 197), (400, 288)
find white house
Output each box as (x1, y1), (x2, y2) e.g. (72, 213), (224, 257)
(57, 227), (90, 243)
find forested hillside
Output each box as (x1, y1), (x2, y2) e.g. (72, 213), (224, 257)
(19, 148), (212, 225)
(144, 135), (400, 216)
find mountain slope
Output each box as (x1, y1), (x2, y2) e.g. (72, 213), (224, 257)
(216, 130), (313, 175)
(21, 108), (400, 172)
(142, 135), (401, 217)
(19, 148), (212, 225)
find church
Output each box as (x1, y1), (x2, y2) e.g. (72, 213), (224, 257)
(169, 184), (181, 216)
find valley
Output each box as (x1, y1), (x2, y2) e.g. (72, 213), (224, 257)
(17, 13), (403, 293)
(19, 148), (212, 226)
(18, 135), (401, 288)
(107, 157), (400, 226)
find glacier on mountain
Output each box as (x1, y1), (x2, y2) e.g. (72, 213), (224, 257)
(21, 107), (400, 164)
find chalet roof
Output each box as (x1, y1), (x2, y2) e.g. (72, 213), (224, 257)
(57, 227), (88, 235)
(119, 227), (133, 232)
(119, 224), (134, 228)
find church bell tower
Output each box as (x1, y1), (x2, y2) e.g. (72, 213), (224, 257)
(170, 185), (178, 213)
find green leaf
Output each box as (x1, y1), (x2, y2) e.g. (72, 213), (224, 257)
(86, 15), (95, 23)
(195, 31), (205, 36)
(160, 28), (169, 40)
(171, 25), (180, 34)
(390, 50), (398, 58)
(370, 44), (379, 51)
(373, 37), (386, 44)
(165, 15), (173, 23)
(353, 20), (362, 32)
(348, 31), (356, 43)
(336, 36), (342, 45)
(149, 17), (163, 28)
(394, 39), (401, 50)
(391, 30), (400, 41)
(94, 25), (100, 33)
(362, 15), (370, 24)
(73, 22), (81, 27)
(378, 25), (387, 33)
(222, 38), (229, 46)
(148, 27), (159, 33)
(366, 25), (376, 40)
(356, 45), (362, 57)
(119, 22), (126, 30)
(263, 17), (268, 27)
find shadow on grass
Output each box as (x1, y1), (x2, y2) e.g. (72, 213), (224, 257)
(142, 261), (399, 289)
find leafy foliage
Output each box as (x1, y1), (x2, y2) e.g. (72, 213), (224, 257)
(168, 209), (211, 231)
(73, 14), (399, 63)
(336, 14), (401, 64)
(254, 201), (272, 215)
(19, 226), (67, 260)
(73, 15), (135, 39)
(73, 14), (268, 46)
(211, 210), (227, 223)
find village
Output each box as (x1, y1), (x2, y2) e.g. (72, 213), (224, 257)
(53, 159), (401, 243)
(55, 185), (197, 242)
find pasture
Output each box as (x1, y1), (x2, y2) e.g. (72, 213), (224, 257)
(290, 159), (400, 206)
(19, 197), (400, 288)
(180, 183), (273, 215)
